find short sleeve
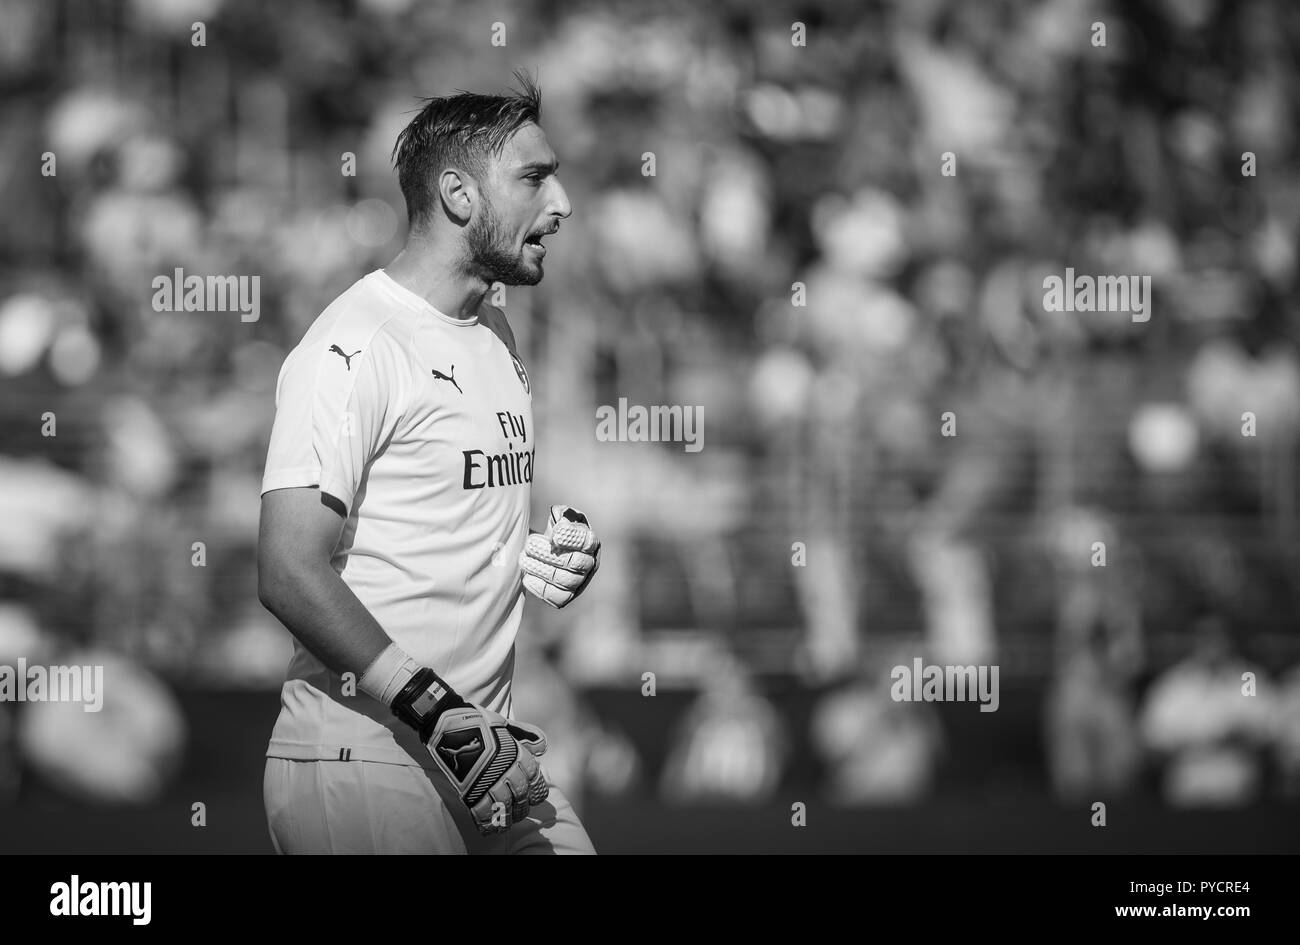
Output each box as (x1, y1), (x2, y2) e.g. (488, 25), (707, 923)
(261, 323), (412, 514)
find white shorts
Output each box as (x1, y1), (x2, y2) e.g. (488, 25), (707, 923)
(264, 757), (596, 854)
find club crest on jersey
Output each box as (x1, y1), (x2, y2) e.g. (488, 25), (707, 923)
(510, 354), (530, 394)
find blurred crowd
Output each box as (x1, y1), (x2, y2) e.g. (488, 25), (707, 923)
(0, 0), (1298, 812)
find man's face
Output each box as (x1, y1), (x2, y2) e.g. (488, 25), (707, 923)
(465, 123), (571, 286)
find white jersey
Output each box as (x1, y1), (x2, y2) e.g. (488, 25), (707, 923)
(260, 269), (535, 768)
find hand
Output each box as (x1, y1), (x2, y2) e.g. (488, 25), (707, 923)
(424, 702), (550, 835)
(519, 505), (601, 609)
(391, 668), (549, 835)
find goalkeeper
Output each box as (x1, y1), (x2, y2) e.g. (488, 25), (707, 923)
(257, 76), (599, 854)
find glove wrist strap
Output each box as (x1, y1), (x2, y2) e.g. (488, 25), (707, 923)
(358, 642), (419, 705)
(392, 667), (468, 742)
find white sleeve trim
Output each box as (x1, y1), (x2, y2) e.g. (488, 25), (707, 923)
(260, 465), (323, 497)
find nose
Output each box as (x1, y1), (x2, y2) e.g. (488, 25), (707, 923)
(548, 178), (572, 221)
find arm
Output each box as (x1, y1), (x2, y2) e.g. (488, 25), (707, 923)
(258, 323), (414, 685)
(257, 484), (433, 716)
(257, 485), (391, 680)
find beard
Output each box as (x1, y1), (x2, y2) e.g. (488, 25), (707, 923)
(465, 192), (542, 286)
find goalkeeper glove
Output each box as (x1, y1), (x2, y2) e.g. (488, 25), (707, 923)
(390, 667), (549, 835)
(520, 504), (601, 608)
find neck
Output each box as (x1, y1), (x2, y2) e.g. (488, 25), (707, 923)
(384, 233), (491, 320)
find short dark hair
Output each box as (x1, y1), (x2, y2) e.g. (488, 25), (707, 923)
(391, 69), (542, 230)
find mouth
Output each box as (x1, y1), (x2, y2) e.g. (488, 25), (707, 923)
(523, 226), (557, 256)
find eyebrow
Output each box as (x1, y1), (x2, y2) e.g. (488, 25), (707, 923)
(518, 160), (558, 175)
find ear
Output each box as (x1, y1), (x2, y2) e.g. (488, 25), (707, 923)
(438, 167), (476, 224)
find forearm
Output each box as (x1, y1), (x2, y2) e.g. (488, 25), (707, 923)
(258, 560), (394, 682)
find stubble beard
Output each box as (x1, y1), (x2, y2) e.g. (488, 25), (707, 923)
(466, 193), (542, 287)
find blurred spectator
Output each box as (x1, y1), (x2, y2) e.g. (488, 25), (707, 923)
(660, 650), (787, 805)
(1045, 625), (1142, 802)
(0, 603), (51, 804)
(17, 650), (187, 805)
(510, 641), (641, 812)
(1139, 617), (1274, 807)
(1044, 506), (1143, 801)
(811, 650), (945, 805)
(1273, 664), (1300, 799)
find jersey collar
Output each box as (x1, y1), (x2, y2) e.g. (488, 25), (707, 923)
(370, 270), (480, 327)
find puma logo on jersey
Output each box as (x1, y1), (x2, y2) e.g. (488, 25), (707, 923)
(431, 365), (463, 394)
(329, 345), (361, 370)
(438, 735), (483, 777)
